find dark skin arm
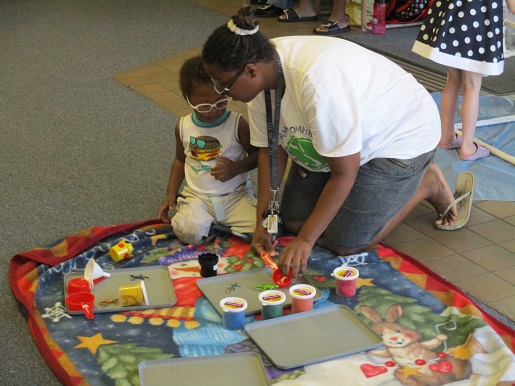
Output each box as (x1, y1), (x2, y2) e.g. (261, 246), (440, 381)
(277, 152), (361, 281)
(251, 145), (289, 254)
(210, 116), (258, 182)
(157, 122), (186, 223)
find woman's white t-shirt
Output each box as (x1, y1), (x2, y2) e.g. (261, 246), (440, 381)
(248, 36), (440, 172)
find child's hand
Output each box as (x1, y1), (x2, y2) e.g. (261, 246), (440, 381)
(210, 157), (241, 182)
(157, 195), (176, 223)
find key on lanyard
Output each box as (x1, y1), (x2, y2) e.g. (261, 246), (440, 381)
(262, 61), (284, 235)
(262, 189), (280, 234)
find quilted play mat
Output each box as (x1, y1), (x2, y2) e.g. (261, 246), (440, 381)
(10, 220), (515, 385)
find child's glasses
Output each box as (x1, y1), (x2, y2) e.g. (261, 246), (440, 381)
(186, 96), (231, 113)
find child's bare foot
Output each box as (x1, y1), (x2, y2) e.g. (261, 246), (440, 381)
(424, 164), (457, 227)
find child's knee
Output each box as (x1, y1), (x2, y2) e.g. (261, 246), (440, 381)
(171, 214), (211, 244)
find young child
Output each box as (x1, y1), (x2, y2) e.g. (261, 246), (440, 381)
(413, 0), (514, 161)
(157, 55), (258, 244)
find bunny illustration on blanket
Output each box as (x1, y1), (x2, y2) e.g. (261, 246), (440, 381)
(360, 304), (486, 385)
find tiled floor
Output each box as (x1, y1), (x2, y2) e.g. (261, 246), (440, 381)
(113, 1), (515, 323)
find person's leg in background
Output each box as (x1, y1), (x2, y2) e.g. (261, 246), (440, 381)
(313, 0), (350, 34)
(277, 0), (318, 20)
(254, 0), (295, 18)
(458, 70), (489, 160)
(275, 0), (349, 34)
(439, 67), (462, 149)
(439, 68), (489, 160)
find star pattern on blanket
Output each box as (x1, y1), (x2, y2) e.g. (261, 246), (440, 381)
(12, 222), (515, 386)
(447, 336), (486, 360)
(357, 277), (374, 288)
(397, 365), (422, 378)
(74, 333), (117, 354)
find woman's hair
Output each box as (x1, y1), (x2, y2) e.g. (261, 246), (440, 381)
(202, 7), (276, 71)
(179, 55), (212, 97)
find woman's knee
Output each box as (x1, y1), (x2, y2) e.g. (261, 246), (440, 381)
(323, 237), (362, 257)
(281, 219), (304, 234)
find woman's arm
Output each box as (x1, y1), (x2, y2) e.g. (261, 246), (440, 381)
(278, 152), (361, 280)
(251, 145), (289, 254)
(236, 116), (259, 172)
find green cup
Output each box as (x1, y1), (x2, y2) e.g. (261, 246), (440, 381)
(259, 290), (286, 319)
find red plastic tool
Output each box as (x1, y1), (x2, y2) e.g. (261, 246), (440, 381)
(260, 252), (292, 288)
(66, 292), (95, 319)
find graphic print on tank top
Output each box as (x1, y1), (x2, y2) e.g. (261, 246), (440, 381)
(188, 135), (222, 173)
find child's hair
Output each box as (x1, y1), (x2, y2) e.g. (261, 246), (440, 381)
(179, 55), (212, 98)
(202, 7), (276, 71)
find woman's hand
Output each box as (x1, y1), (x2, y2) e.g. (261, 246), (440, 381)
(251, 225), (278, 255)
(277, 237), (313, 281)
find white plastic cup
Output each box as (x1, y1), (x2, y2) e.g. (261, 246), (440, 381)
(289, 284), (316, 313)
(259, 290), (286, 319)
(331, 266), (359, 297)
(220, 297), (248, 330)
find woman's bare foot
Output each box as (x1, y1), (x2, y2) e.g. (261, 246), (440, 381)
(424, 163), (457, 227)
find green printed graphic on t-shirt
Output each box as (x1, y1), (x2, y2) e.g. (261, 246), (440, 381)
(286, 137), (327, 171)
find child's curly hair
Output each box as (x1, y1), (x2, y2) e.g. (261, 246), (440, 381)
(179, 55), (212, 98)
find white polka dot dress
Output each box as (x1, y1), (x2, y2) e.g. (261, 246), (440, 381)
(412, 0), (504, 75)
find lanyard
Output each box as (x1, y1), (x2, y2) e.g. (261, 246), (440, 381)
(262, 60), (284, 232)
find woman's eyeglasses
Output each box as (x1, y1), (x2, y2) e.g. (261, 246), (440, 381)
(186, 96), (231, 113)
(211, 65), (246, 96)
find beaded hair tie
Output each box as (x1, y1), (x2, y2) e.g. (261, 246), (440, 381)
(227, 19), (259, 35)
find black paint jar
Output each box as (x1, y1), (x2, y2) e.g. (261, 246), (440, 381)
(198, 253), (219, 277)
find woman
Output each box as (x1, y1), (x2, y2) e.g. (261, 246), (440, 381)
(202, 7), (474, 281)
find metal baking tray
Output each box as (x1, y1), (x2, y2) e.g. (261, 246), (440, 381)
(245, 305), (383, 369)
(138, 352), (270, 386)
(197, 267), (322, 316)
(64, 266), (176, 314)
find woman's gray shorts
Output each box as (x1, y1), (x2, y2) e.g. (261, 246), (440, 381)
(280, 149), (436, 250)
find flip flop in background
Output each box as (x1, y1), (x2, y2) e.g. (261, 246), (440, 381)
(435, 171), (476, 231)
(254, 4), (284, 18)
(313, 20), (351, 35)
(277, 9), (317, 22)
(459, 144), (490, 161)
(438, 134), (462, 150)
